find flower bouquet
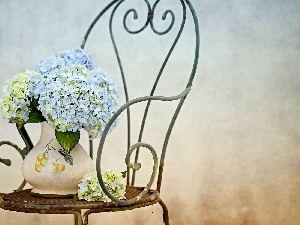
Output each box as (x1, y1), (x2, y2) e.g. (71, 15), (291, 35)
(0, 49), (120, 196)
(1, 48), (119, 152)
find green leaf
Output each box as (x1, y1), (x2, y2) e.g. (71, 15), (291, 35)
(32, 98), (39, 108)
(58, 149), (74, 166)
(55, 130), (80, 152)
(26, 108), (45, 123)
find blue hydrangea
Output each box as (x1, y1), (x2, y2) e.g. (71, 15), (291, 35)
(1, 48), (119, 138)
(36, 48), (96, 74)
(35, 64), (119, 137)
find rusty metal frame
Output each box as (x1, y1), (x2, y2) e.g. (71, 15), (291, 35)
(0, 0), (200, 224)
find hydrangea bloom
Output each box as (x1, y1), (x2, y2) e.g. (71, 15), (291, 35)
(36, 48), (96, 73)
(35, 64), (119, 137)
(102, 169), (126, 199)
(0, 70), (40, 122)
(0, 48), (119, 152)
(78, 170), (126, 202)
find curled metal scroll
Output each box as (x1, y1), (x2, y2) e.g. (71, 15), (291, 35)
(81, 0), (180, 48)
(122, 0), (176, 35)
(124, 142), (158, 204)
(96, 88), (190, 205)
(0, 141), (27, 191)
(0, 126), (33, 192)
(0, 141), (24, 160)
(149, 0), (176, 35)
(123, 0), (151, 34)
(99, 142), (158, 205)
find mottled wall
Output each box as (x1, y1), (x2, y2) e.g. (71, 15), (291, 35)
(1, 0), (300, 224)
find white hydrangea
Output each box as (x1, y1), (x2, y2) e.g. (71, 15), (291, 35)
(78, 170), (126, 202)
(0, 70), (41, 122)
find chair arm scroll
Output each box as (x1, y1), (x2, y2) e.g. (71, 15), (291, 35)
(96, 87), (191, 205)
(0, 141), (27, 191)
(0, 141), (25, 160)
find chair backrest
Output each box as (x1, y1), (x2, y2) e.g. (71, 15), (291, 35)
(81, 0), (199, 202)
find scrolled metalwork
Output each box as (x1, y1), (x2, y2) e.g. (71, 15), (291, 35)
(149, 0), (176, 35)
(123, 0), (151, 34)
(96, 87), (190, 205)
(103, 141), (158, 205)
(81, 0), (180, 45)
(0, 127), (33, 192)
(0, 141), (25, 161)
(122, 0), (176, 35)
(0, 141), (27, 191)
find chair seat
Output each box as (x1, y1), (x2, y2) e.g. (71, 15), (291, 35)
(0, 186), (160, 213)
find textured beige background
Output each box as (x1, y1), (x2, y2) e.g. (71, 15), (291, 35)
(1, 0), (300, 224)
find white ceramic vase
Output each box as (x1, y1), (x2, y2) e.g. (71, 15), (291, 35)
(21, 122), (95, 197)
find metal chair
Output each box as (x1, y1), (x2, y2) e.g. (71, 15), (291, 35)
(0, 0), (199, 224)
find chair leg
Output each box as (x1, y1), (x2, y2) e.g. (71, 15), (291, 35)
(159, 199), (169, 225)
(74, 210), (83, 225)
(74, 214), (78, 225)
(83, 209), (95, 225)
